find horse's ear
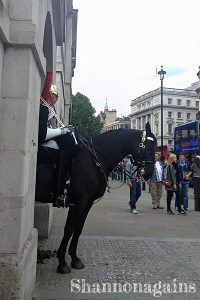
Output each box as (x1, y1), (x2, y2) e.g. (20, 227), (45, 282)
(145, 122), (151, 135)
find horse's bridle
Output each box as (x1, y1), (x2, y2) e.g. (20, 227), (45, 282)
(77, 130), (155, 183)
(137, 131), (155, 178)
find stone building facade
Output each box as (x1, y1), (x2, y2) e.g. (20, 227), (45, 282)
(101, 116), (131, 132)
(0, 1), (77, 299)
(100, 106), (117, 128)
(195, 67), (200, 115)
(130, 85), (199, 149)
(100, 101), (130, 132)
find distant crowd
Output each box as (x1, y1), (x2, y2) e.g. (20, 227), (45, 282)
(111, 153), (200, 215)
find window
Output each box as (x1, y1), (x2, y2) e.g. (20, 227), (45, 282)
(138, 118), (141, 130)
(168, 111), (172, 118)
(186, 113), (191, 120)
(175, 122), (198, 140)
(168, 98), (172, 105)
(175, 129), (182, 140)
(168, 124), (173, 135)
(177, 112), (182, 119)
(186, 100), (191, 107)
(155, 124), (158, 135)
(147, 114), (151, 124)
(177, 99), (182, 105)
(196, 101), (199, 108)
(168, 139), (173, 146)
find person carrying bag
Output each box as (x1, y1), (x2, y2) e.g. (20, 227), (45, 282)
(165, 154), (187, 215)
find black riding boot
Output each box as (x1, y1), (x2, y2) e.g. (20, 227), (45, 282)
(53, 150), (74, 208)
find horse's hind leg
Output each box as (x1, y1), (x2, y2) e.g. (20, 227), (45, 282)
(57, 208), (78, 274)
(68, 203), (93, 269)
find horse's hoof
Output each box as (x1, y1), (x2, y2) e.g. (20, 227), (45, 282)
(71, 259), (85, 269)
(57, 263), (71, 274)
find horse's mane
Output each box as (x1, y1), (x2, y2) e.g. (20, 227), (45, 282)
(102, 128), (139, 135)
(94, 128), (141, 139)
(92, 128), (158, 144)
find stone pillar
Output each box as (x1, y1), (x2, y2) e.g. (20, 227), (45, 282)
(0, 0), (77, 297)
(0, 46), (40, 300)
(0, 1), (46, 299)
(64, 10), (73, 124)
(135, 117), (138, 130)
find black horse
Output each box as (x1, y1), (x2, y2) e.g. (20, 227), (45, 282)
(52, 122), (157, 274)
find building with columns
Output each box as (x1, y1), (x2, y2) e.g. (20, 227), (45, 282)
(195, 67), (200, 114)
(130, 85), (199, 149)
(0, 1), (77, 299)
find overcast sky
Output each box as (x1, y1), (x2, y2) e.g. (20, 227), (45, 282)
(72, 0), (200, 117)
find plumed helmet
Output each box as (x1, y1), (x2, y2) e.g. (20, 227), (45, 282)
(49, 84), (59, 97)
(41, 70), (53, 101)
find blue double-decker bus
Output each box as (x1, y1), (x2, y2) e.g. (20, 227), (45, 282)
(174, 120), (200, 156)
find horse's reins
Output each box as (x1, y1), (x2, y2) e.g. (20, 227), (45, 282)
(77, 135), (111, 192)
(89, 131), (154, 184)
(72, 130), (155, 204)
(78, 131), (154, 194)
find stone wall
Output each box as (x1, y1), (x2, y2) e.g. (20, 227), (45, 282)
(0, 0), (77, 298)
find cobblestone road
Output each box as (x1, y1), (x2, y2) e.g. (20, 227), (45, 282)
(34, 182), (200, 300)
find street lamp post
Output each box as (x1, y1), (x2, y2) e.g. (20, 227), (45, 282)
(157, 66), (166, 161)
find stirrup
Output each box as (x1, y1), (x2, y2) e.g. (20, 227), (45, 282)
(53, 195), (74, 208)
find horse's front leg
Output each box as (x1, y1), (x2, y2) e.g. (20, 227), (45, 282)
(57, 207), (78, 274)
(68, 202), (93, 269)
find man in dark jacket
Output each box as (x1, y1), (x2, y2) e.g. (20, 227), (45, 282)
(126, 155), (141, 214)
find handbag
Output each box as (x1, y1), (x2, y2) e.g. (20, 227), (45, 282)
(162, 165), (173, 187)
(162, 178), (172, 187)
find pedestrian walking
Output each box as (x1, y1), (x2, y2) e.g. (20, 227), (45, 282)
(191, 155), (200, 210)
(177, 153), (192, 212)
(150, 153), (165, 209)
(126, 155), (141, 214)
(165, 154), (187, 215)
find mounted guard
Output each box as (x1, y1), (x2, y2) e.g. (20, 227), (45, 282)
(35, 73), (157, 275)
(36, 72), (77, 208)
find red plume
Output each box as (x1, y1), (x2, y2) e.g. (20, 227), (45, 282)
(41, 70), (53, 101)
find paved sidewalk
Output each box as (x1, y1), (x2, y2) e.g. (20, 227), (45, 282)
(34, 181), (200, 300)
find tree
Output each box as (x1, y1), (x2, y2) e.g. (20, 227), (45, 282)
(71, 92), (103, 138)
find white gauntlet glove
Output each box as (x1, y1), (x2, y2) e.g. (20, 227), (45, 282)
(45, 126), (70, 140)
(62, 125), (78, 145)
(60, 126), (71, 135)
(45, 125), (78, 145)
